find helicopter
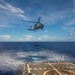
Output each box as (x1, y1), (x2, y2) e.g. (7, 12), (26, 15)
(22, 17), (44, 47)
(22, 17), (44, 31)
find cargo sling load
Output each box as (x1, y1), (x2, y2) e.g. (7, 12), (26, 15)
(22, 17), (44, 47)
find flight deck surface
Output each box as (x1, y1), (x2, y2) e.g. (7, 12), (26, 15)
(15, 62), (75, 75)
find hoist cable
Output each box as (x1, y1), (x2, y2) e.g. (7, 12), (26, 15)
(36, 30), (38, 42)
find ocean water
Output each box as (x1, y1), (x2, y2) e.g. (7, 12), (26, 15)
(0, 42), (75, 75)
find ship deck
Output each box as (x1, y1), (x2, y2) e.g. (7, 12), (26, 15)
(15, 62), (75, 75)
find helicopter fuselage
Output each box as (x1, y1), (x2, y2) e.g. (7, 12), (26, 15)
(28, 23), (44, 31)
(34, 23), (44, 29)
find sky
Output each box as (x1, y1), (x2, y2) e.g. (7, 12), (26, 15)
(0, 0), (75, 41)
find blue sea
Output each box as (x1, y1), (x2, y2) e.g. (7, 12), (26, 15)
(0, 42), (75, 75)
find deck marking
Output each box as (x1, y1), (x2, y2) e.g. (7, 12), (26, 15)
(70, 67), (74, 68)
(43, 70), (51, 75)
(33, 74), (35, 75)
(44, 68), (47, 70)
(64, 74), (68, 75)
(39, 68), (42, 70)
(69, 63), (75, 67)
(63, 70), (75, 74)
(22, 64), (26, 75)
(30, 68), (32, 70)
(27, 64), (30, 73)
(34, 68), (38, 70)
(51, 62), (67, 64)
(48, 63), (62, 75)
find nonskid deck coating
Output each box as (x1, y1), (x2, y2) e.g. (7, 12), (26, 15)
(15, 62), (75, 75)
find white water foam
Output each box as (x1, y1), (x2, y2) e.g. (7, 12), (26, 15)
(0, 49), (73, 71)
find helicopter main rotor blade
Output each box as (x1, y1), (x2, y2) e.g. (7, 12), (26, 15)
(21, 19), (37, 23)
(38, 17), (41, 22)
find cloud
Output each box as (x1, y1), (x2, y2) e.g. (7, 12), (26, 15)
(63, 17), (75, 27)
(0, 25), (12, 28)
(20, 34), (50, 41)
(39, 5), (74, 25)
(6, 4), (24, 14)
(68, 32), (75, 38)
(24, 34), (33, 40)
(69, 33), (74, 36)
(4, 1), (27, 20)
(38, 35), (57, 41)
(62, 16), (75, 37)
(18, 14), (27, 20)
(67, 19), (75, 26)
(0, 4), (7, 9)
(19, 34), (75, 41)
(74, 0), (75, 12)
(45, 30), (48, 33)
(0, 0), (27, 26)
(37, 35), (75, 41)
(19, 34), (50, 41)
(42, 35), (50, 39)
(0, 35), (11, 40)
(19, 34), (34, 41)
